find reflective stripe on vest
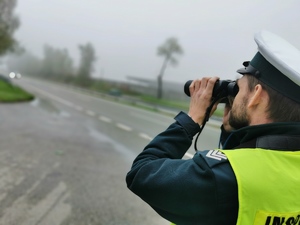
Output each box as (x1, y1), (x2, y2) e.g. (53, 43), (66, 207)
(221, 148), (300, 225)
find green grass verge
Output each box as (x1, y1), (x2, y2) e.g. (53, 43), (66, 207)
(140, 95), (190, 111)
(0, 80), (34, 102)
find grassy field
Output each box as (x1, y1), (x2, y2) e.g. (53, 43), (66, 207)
(0, 80), (34, 102)
(140, 95), (190, 110)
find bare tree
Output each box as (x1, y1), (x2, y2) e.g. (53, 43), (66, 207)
(76, 42), (97, 86)
(0, 0), (19, 55)
(157, 37), (183, 99)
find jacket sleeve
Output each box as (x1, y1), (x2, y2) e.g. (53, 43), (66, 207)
(126, 112), (222, 224)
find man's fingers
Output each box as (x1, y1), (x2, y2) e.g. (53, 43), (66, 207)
(189, 79), (201, 95)
(206, 77), (219, 95)
(189, 77), (219, 97)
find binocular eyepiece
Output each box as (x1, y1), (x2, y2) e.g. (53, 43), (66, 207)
(184, 79), (239, 100)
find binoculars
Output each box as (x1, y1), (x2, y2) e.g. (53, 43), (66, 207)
(184, 79), (239, 101)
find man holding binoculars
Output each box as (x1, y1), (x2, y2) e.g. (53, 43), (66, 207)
(126, 31), (300, 225)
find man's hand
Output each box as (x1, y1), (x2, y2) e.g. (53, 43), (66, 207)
(188, 77), (219, 125)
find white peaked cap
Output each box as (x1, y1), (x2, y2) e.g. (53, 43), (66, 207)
(237, 30), (300, 103)
(255, 30), (300, 86)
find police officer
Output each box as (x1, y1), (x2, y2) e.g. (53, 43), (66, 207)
(126, 31), (300, 225)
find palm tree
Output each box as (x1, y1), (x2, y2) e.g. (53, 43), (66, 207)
(157, 37), (183, 99)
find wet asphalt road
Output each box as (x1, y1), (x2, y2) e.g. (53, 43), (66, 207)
(0, 77), (220, 225)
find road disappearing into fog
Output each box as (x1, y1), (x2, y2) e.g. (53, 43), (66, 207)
(0, 77), (221, 225)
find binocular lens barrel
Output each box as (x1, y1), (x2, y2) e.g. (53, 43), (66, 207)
(183, 80), (193, 97)
(184, 79), (239, 99)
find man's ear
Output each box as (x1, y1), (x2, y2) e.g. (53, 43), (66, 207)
(247, 84), (263, 108)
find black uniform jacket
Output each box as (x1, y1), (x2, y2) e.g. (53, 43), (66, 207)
(126, 111), (300, 225)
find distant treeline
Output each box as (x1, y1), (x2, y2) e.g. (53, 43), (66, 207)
(6, 43), (133, 95)
(7, 43), (95, 85)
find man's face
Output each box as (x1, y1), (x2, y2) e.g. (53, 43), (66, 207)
(229, 76), (250, 129)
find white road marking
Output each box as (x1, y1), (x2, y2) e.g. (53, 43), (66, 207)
(21, 182), (71, 225)
(37, 190), (71, 225)
(0, 163), (64, 224)
(86, 110), (96, 116)
(99, 116), (112, 123)
(116, 123), (132, 132)
(139, 133), (153, 141)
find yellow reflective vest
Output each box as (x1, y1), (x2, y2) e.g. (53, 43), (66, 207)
(222, 148), (300, 225)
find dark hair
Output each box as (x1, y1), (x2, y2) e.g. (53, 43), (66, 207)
(246, 75), (300, 122)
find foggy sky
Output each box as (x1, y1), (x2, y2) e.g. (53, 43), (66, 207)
(14, 0), (300, 83)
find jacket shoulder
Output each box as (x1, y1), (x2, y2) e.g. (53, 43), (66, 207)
(195, 150), (228, 168)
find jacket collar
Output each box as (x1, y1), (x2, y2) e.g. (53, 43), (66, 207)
(223, 122), (300, 149)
